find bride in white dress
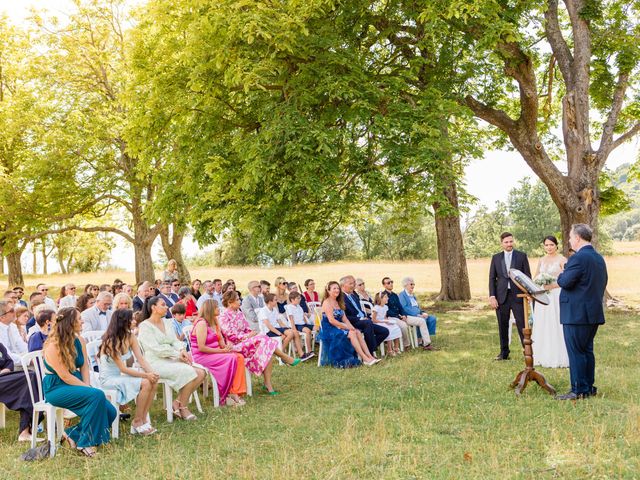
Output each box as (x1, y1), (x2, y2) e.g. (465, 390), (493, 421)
(532, 236), (570, 368)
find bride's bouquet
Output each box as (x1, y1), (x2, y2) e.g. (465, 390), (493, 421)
(533, 272), (556, 286)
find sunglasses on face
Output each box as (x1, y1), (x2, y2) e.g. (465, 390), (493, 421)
(384, 281), (393, 285)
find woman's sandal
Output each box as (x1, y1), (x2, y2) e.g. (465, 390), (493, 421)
(61, 433), (76, 449)
(178, 406), (197, 421)
(130, 422), (157, 435)
(77, 447), (97, 458)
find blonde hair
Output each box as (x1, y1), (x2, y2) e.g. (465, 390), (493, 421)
(113, 292), (132, 309)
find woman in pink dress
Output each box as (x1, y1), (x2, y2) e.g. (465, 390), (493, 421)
(190, 300), (247, 406)
(219, 290), (300, 395)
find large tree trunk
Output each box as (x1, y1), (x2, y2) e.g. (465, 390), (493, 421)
(7, 250), (24, 287)
(0, 254), (3, 275)
(41, 239), (48, 275)
(159, 224), (191, 284)
(134, 239), (156, 285)
(433, 181), (471, 301)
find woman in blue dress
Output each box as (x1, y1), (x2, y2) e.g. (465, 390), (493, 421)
(318, 281), (379, 367)
(43, 307), (117, 457)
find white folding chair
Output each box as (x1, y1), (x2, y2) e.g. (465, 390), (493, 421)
(82, 330), (105, 343)
(20, 351), (65, 457)
(157, 376), (204, 423)
(191, 362), (220, 407)
(85, 339), (120, 438)
(0, 402), (5, 428)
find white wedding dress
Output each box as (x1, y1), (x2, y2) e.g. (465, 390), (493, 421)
(531, 256), (570, 368)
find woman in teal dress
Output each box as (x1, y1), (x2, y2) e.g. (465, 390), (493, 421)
(43, 307), (117, 457)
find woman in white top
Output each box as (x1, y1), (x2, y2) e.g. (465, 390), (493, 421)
(531, 235), (569, 368)
(372, 292), (403, 356)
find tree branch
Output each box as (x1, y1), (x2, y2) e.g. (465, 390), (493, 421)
(25, 226), (135, 244)
(544, 0), (573, 83)
(598, 72), (630, 158)
(463, 96), (518, 133)
(610, 122), (640, 152)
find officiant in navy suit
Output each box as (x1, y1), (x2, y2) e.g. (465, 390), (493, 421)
(555, 224), (607, 400)
(489, 232), (531, 360)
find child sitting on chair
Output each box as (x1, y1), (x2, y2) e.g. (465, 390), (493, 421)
(372, 291), (403, 356)
(171, 303), (192, 351)
(285, 292), (315, 361)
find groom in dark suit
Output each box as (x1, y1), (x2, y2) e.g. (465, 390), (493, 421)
(555, 224), (607, 400)
(489, 232), (531, 360)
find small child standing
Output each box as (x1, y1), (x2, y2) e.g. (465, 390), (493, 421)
(372, 291), (403, 356)
(285, 292), (315, 361)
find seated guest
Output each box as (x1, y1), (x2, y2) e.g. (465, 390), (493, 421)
(112, 283), (123, 296)
(84, 284), (98, 297)
(162, 259), (180, 283)
(372, 292), (403, 356)
(0, 301), (27, 363)
(77, 293), (97, 313)
(171, 303), (192, 350)
(42, 307), (117, 457)
(240, 281), (264, 332)
(318, 281), (377, 367)
(303, 279), (319, 304)
(258, 293), (303, 359)
(99, 284), (112, 294)
(27, 304), (49, 339)
(14, 305), (30, 343)
(355, 278), (374, 316)
(58, 283), (78, 309)
(138, 297), (205, 421)
(157, 281), (178, 318)
(397, 277), (437, 348)
(28, 309), (56, 352)
(0, 342), (39, 441)
(190, 279), (202, 300)
(285, 292), (315, 360)
(258, 293), (293, 352)
(382, 277), (433, 350)
(340, 276), (388, 355)
(177, 287), (198, 320)
(121, 284), (133, 297)
(190, 299), (247, 407)
(211, 279), (224, 306)
(219, 290), (299, 395)
(98, 309), (159, 435)
(273, 277), (289, 315)
(113, 292), (132, 310)
(287, 282), (310, 318)
(196, 280), (216, 311)
(36, 284), (57, 310)
(132, 282), (150, 312)
(153, 279), (162, 296)
(25, 292), (45, 331)
(259, 280), (270, 297)
(81, 292), (113, 333)
(13, 286), (28, 308)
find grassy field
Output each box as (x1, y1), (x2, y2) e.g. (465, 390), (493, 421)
(1, 303), (639, 479)
(10, 243), (640, 305)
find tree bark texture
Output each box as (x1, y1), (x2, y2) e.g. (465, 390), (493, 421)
(160, 225), (191, 284)
(433, 181), (471, 301)
(7, 250), (24, 287)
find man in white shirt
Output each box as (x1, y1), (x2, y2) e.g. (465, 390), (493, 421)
(0, 300), (27, 363)
(241, 281), (265, 332)
(36, 283), (57, 310)
(212, 279), (223, 306)
(58, 283), (78, 309)
(81, 292), (113, 333)
(196, 280), (216, 310)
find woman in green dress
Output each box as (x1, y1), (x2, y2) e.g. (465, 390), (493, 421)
(43, 307), (117, 458)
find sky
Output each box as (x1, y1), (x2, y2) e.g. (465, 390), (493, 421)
(3, 0), (639, 270)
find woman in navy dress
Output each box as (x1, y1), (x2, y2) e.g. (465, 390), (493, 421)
(0, 342), (38, 441)
(43, 308), (117, 457)
(317, 281), (379, 368)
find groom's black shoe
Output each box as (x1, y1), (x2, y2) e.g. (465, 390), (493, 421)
(494, 354), (509, 361)
(588, 386), (598, 397)
(555, 391), (588, 401)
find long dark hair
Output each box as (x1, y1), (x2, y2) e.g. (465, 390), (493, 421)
(141, 295), (163, 321)
(543, 235), (558, 246)
(323, 281), (345, 310)
(100, 309), (133, 358)
(44, 307), (79, 372)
